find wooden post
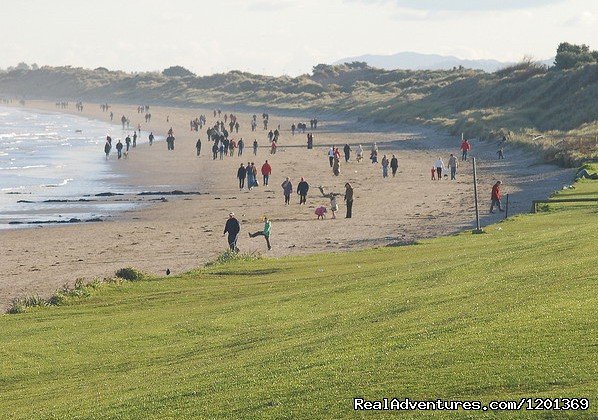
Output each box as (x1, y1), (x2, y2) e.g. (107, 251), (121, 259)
(472, 157), (483, 233)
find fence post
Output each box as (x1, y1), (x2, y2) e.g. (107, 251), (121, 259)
(472, 157), (483, 234)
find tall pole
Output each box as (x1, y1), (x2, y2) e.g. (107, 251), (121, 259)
(472, 157), (482, 233)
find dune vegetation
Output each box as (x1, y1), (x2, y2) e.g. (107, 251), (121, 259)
(1, 44), (597, 165)
(0, 170), (596, 418)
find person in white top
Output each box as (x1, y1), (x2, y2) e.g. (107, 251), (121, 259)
(328, 147), (335, 167)
(434, 158), (445, 180)
(356, 144), (364, 162)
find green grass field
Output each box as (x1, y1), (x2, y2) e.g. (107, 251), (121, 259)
(0, 175), (596, 419)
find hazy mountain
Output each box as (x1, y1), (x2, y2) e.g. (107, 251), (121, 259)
(334, 51), (554, 72)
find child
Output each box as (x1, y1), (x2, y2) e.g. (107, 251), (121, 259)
(497, 148), (504, 159)
(431, 167), (436, 180)
(315, 206), (327, 220)
(330, 196), (338, 219)
(248, 216), (272, 250)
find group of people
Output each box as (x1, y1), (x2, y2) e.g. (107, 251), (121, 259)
(237, 160), (271, 190)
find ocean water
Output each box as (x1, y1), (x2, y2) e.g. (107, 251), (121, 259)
(0, 106), (147, 228)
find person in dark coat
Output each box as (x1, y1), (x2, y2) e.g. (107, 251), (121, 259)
(104, 139), (111, 159)
(390, 155), (398, 177)
(281, 177), (293, 205)
(344, 182), (354, 218)
(297, 177), (309, 204)
(237, 164), (247, 189)
(115, 140), (123, 159)
(223, 213), (240, 252)
(343, 144), (351, 162)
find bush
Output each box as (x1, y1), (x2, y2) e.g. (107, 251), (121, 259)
(115, 267), (145, 281)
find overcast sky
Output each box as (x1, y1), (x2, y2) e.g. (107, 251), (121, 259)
(0, 0), (596, 76)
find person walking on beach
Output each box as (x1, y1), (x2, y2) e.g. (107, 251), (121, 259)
(333, 156), (341, 176)
(212, 142), (218, 160)
(460, 139), (471, 161)
(330, 195), (338, 219)
(328, 147), (335, 167)
(148, 132), (154, 146)
(223, 213), (241, 252)
(261, 160), (272, 186)
(104, 139), (111, 159)
(344, 183), (354, 218)
(356, 144), (364, 162)
(490, 181), (504, 213)
(434, 158), (445, 180)
(125, 135), (131, 152)
(343, 144), (351, 162)
(253, 139), (258, 155)
(248, 216), (272, 250)
(297, 177), (309, 204)
(121, 115), (126, 129)
(282, 177), (293, 205)
(381, 155), (389, 178)
(237, 163), (247, 190)
(447, 153), (458, 180)
(167, 135), (175, 151)
(132, 131), (137, 148)
(251, 163), (258, 188)
(390, 154), (398, 177)
(196, 138), (202, 156)
(247, 162), (255, 190)
(115, 139), (123, 159)
(497, 148), (505, 159)
(219, 142), (224, 159)
(238, 138), (244, 156)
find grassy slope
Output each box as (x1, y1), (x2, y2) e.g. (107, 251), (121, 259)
(0, 180), (596, 418)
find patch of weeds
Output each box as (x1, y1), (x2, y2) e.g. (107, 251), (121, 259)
(205, 250), (262, 267)
(7, 295), (48, 314)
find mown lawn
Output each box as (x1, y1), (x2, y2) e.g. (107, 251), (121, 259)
(0, 178), (596, 419)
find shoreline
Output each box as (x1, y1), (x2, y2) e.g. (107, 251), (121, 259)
(0, 100), (574, 311)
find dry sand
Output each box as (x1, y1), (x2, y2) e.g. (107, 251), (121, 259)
(0, 100), (573, 311)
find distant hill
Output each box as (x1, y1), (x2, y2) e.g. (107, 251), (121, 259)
(333, 51), (553, 72)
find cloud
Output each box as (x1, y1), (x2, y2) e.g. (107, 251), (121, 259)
(245, 0), (296, 12)
(563, 10), (596, 26)
(351, 0), (565, 11)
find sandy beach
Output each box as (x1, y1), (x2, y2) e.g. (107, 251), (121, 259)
(0, 100), (573, 311)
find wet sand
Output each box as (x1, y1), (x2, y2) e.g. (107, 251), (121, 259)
(0, 100), (573, 311)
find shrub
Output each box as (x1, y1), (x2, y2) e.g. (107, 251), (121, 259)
(115, 267), (145, 281)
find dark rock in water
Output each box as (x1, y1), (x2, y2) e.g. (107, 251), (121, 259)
(8, 221), (23, 225)
(138, 190), (202, 196)
(43, 199), (94, 203)
(85, 218), (103, 222)
(17, 200), (35, 203)
(95, 192), (123, 197)
(68, 218), (82, 223)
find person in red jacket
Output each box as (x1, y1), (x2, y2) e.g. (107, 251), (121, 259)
(261, 160), (272, 186)
(460, 139), (471, 161)
(490, 181), (503, 213)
